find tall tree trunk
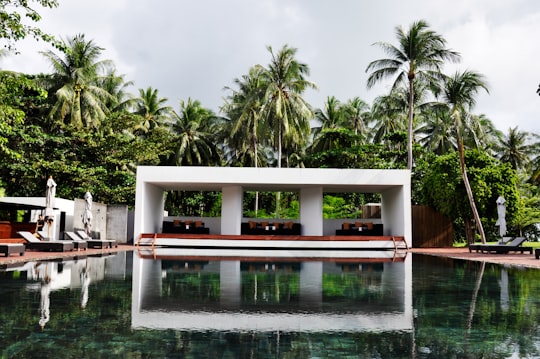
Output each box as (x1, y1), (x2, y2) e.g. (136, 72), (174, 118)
(253, 133), (259, 217)
(275, 126), (282, 218)
(407, 78), (415, 170)
(458, 142), (486, 244)
(463, 217), (476, 245)
(71, 88), (83, 129)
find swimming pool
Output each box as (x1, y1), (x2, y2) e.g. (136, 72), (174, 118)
(1, 250), (539, 358)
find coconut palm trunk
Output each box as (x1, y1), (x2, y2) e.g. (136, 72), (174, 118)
(458, 141), (486, 244)
(407, 77), (415, 169)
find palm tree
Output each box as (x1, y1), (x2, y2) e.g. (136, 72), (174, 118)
(260, 45), (317, 168)
(370, 89), (409, 145)
(497, 126), (531, 171)
(343, 97), (370, 138)
(222, 66), (270, 215)
(222, 65), (268, 168)
(41, 33), (113, 129)
(97, 65), (133, 113)
(439, 70), (489, 244)
(129, 87), (173, 137)
(170, 98), (221, 166)
(312, 96), (344, 137)
(417, 108), (456, 155)
(461, 113), (501, 155)
(366, 20), (461, 169)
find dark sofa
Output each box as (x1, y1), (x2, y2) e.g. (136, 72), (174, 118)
(335, 222), (383, 236)
(163, 220), (210, 234)
(241, 221), (301, 235)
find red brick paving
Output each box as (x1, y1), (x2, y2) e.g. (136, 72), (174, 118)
(410, 247), (540, 268)
(0, 244), (134, 265)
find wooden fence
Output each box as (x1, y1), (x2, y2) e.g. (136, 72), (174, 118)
(412, 205), (454, 247)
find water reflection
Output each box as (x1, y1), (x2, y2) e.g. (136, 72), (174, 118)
(2, 250), (540, 357)
(1, 252), (128, 331)
(131, 248), (413, 332)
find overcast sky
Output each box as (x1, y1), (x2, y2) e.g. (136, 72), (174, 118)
(2, 0), (540, 134)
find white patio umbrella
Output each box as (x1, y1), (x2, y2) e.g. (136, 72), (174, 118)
(82, 191), (93, 237)
(44, 176), (57, 239)
(495, 196), (507, 237)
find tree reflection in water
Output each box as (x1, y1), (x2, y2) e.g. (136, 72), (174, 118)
(0, 251), (539, 358)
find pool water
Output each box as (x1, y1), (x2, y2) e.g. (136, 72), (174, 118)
(1, 251), (540, 358)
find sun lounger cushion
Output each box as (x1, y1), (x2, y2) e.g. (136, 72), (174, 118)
(17, 231), (74, 252)
(0, 244), (25, 257)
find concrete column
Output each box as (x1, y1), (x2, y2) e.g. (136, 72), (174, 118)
(134, 181), (164, 240)
(221, 186), (243, 235)
(381, 185), (412, 248)
(300, 187), (323, 236)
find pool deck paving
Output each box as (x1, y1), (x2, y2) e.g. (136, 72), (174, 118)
(409, 247), (540, 269)
(0, 244), (133, 266)
(1, 244), (539, 269)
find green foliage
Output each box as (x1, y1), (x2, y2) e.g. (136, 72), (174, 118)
(323, 195), (361, 219)
(165, 191), (222, 217)
(0, 0), (63, 52)
(422, 149), (520, 238)
(0, 71), (47, 160)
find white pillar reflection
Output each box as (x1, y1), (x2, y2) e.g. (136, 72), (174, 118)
(299, 261), (323, 308)
(220, 260), (241, 307)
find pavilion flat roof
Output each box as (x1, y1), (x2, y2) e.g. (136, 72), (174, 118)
(136, 166), (410, 193)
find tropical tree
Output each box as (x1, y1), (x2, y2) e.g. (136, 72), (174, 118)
(129, 87), (173, 137)
(221, 65), (268, 168)
(366, 19), (460, 169)
(417, 107), (456, 155)
(422, 149), (519, 243)
(0, 0), (62, 52)
(312, 96), (345, 137)
(97, 66), (133, 113)
(438, 70), (489, 243)
(260, 44), (317, 168)
(370, 89), (408, 146)
(497, 126), (531, 171)
(41, 33), (113, 129)
(461, 113), (501, 154)
(170, 98), (221, 166)
(343, 97), (371, 138)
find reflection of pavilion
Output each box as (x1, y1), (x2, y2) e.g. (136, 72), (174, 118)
(131, 249), (413, 332)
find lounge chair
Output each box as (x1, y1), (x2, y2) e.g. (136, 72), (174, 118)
(0, 243), (25, 257)
(76, 230), (118, 249)
(469, 237), (532, 254)
(63, 231), (88, 250)
(17, 231), (74, 252)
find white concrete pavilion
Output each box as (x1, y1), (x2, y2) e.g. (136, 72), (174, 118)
(134, 166), (412, 249)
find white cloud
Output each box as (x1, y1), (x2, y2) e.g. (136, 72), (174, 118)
(1, 0), (539, 134)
